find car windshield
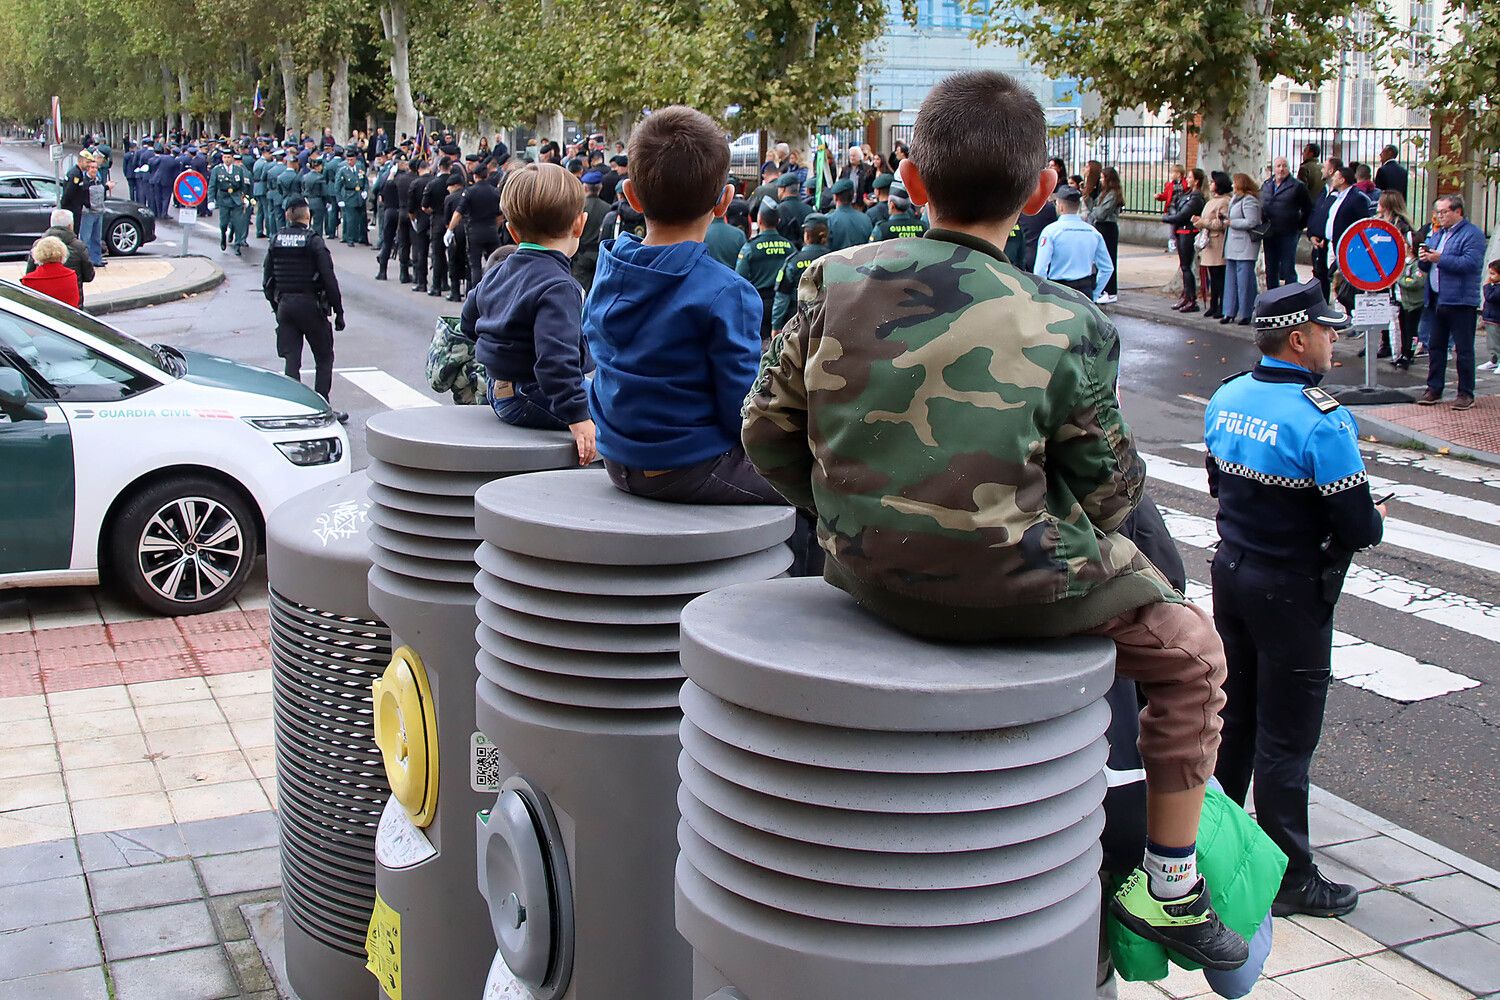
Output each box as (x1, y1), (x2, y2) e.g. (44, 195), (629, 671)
(0, 280), (174, 376)
(29, 177), (60, 203)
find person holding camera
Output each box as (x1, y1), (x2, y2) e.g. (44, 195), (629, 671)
(263, 196), (348, 423)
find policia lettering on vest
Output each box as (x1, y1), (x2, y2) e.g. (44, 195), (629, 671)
(1204, 279), (1387, 920)
(262, 196), (349, 424)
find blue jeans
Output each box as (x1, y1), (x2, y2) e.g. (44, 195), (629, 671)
(1263, 232), (1299, 289)
(80, 212), (103, 265)
(1425, 305), (1478, 398)
(1223, 259), (1258, 322)
(488, 377), (569, 430)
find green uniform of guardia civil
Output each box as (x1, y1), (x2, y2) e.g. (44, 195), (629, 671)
(320, 159), (344, 237)
(866, 200), (890, 227)
(208, 161), (251, 247)
(300, 168), (329, 236)
(736, 229), (796, 345)
(251, 156), (271, 237)
(264, 163), (286, 235)
(825, 203), (873, 251)
(771, 242), (829, 331)
(338, 166), (369, 245)
(704, 218), (746, 269)
(870, 211), (928, 243)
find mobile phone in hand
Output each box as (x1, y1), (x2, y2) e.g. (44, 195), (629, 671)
(1374, 492), (1395, 506)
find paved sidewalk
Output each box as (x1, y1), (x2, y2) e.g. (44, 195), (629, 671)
(0, 254), (224, 315)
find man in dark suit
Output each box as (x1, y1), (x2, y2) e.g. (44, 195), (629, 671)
(1306, 164), (1372, 302)
(1261, 156), (1314, 289)
(1374, 146), (1408, 200)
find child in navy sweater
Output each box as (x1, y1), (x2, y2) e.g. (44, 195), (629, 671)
(583, 106), (773, 503)
(1482, 260), (1500, 371)
(467, 162), (596, 464)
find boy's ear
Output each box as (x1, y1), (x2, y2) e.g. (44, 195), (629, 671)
(897, 159), (927, 207)
(572, 210), (587, 238)
(714, 184), (733, 219)
(505, 221), (520, 243)
(1021, 168), (1059, 217)
(622, 179), (644, 215)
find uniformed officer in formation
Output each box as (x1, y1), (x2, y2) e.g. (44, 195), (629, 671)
(407, 159), (434, 293)
(866, 172), (895, 227)
(1204, 279), (1386, 921)
(299, 158), (329, 244)
(376, 156), (414, 283)
(574, 170), (611, 291)
(869, 184), (927, 242)
(736, 202), (795, 345)
(775, 173), (811, 247)
(824, 178), (873, 250)
(338, 149), (370, 246)
(451, 163), (501, 286)
(263, 196), (348, 424)
(208, 148), (252, 254)
(771, 212), (829, 334)
(440, 171), (468, 302)
(420, 157), (454, 295)
(251, 143), (272, 239)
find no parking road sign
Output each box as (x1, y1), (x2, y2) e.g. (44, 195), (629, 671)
(1337, 217), (1408, 293)
(174, 170), (208, 208)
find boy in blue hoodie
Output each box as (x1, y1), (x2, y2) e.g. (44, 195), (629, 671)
(469, 161), (596, 465)
(584, 106), (774, 504)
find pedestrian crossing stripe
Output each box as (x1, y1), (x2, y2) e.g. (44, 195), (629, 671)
(1361, 442), (1500, 492)
(1140, 451), (1500, 576)
(337, 369), (438, 410)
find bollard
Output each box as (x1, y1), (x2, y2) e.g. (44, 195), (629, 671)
(675, 577), (1116, 1000)
(266, 470), (392, 1000)
(472, 468), (794, 1000)
(364, 408), (579, 1000)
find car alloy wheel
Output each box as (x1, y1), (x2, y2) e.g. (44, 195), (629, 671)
(136, 496), (245, 605)
(108, 219), (141, 255)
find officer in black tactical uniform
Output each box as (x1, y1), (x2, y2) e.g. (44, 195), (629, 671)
(407, 160), (434, 292)
(376, 157), (413, 282)
(452, 164), (501, 286)
(263, 196), (348, 424)
(1205, 280), (1387, 920)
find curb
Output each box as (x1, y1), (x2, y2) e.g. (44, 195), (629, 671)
(1349, 408), (1500, 468)
(84, 255), (225, 316)
(1311, 784), (1500, 890)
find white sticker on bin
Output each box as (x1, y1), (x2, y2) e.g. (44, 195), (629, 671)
(472, 731), (502, 793)
(375, 795), (436, 869)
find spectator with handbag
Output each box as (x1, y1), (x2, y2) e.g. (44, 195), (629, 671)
(1193, 173), (1232, 319)
(1165, 168), (1207, 313)
(1222, 173), (1264, 326)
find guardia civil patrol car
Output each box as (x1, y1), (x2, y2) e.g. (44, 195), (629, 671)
(0, 280), (350, 615)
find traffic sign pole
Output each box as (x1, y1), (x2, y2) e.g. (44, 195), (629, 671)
(172, 170), (209, 258)
(1333, 218), (1414, 406)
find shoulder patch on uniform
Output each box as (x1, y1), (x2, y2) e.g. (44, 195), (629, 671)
(1220, 370), (1251, 384)
(1302, 386), (1340, 413)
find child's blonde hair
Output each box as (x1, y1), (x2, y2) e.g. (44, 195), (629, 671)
(501, 162), (584, 240)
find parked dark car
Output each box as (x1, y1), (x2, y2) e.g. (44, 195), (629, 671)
(0, 171), (157, 258)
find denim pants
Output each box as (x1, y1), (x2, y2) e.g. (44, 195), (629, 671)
(1425, 305), (1478, 398)
(80, 212), (103, 265)
(1223, 258), (1258, 321)
(488, 378), (569, 431)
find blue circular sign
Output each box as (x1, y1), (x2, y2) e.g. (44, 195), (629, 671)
(1336, 218), (1407, 293)
(174, 170), (207, 208)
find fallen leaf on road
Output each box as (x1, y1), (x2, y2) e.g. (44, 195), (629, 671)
(1220, 357), (1228, 363)
(1438, 447), (1450, 455)
(1186, 339), (1196, 344)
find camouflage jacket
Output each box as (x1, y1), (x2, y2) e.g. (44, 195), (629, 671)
(742, 230), (1177, 639)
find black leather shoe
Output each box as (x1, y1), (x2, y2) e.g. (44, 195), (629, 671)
(446, 293), (463, 302)
(1273, 869), (1358, 918)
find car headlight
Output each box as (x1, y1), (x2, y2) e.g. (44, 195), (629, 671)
(248, 412), (336, 431)
(275, 437), (343, 466)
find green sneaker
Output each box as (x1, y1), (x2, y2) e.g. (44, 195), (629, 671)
(1110, 868), (1250, 971)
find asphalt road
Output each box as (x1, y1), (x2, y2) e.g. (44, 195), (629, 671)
(10, 137), (1497, 870)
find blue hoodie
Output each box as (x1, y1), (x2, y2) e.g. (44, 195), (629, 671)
(584, 233), (763, 469)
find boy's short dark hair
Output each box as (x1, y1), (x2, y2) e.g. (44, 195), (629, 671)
(910, 71), (1046, 224)
(626, 106), (730, 224)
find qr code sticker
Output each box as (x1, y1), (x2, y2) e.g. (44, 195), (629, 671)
(471, 731), (502, 792)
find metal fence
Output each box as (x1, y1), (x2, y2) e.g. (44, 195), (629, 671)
(1045, 126), (1183, 213)
(1267, 126), (1433, 217)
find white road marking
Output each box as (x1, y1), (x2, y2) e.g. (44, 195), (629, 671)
(339, 369), (438, 409)
(1141, 451), (1500, 575)
(1179, 442), (1500, 528)
(1361, 442), (1500, 491)
(1182, 582), (1480, 703)
(1177, 393), (1212, 405)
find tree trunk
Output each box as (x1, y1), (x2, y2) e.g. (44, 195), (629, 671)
(380, 0), (418, 138)
(1195, 0), (1270, 177)
(177, 72), (191, 136)
(160, 64), (174, 134)
(535, 110), (564, 146)
(330, 55), (351, 140)
(614, 112), (634, 145)
(306, 67), (327, 133)
(277, 42), (301, 139)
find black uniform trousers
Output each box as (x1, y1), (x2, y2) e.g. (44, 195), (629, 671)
(410, 215), (431, 288)
(274, 293), (335, 401)
(1210, 544), (1335, 883)
(428, 224), (448, 293)
(447, 230), (467, 299)
(467, 226), (500, 286)
(377, 210), (410, 279)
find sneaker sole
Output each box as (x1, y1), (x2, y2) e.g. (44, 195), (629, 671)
(1271, 898), (1358, 919)
(1107, 897), (1249, 971)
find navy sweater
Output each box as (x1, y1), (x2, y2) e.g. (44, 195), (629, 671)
(468, 246), (592, 425)
(583, 234), (762, 469)
(1484, 282), (1500, 324)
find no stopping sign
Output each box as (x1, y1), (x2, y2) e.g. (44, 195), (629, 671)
(1337, 218), (1408, 293)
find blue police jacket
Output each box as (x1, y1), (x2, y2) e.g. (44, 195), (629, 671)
(1204, 357), (1383, 569)
(1034, 214), (1114, 298)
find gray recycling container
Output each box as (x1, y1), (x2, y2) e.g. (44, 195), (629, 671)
(472, 469), (794, 1000)
(675, 577), (1116, 1000)
(364, 408), (579, 1000)
(266, 471), (392, 1000)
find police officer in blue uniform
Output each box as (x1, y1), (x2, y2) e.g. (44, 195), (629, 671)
(1205, 279), (1387, 920)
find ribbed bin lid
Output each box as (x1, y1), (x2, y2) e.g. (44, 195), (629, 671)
(366, 407), (577, 473)
(475, 470), (794, 566)
(679, 578), (1115, 731)
(266, 472), (376, 618)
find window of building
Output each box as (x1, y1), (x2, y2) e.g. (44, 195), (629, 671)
(1412, 0), (1434, 37)
(1288, 93), (1319, 129)
(1349, 79), (1378, 128)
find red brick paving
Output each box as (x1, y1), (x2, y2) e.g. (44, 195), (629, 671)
(1369, 394), (1500, 454)
(3, 609), (274, 695)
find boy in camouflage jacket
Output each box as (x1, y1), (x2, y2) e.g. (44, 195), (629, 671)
(742, 70), (1247, 973)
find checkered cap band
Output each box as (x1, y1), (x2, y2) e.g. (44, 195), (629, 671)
(1255, 309), (1310, 331)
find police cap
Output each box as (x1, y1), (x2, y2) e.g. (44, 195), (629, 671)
(581, 170), (604, 184)
(447, 171), (465, 186)
(1052, 184), (1083, 203)
(1253, 279), (1350, 332)
(776, 174), (802, 189)
(804, 213), (828, 228)
(830, 178), (855, 196)
(872, 173), (895, 191)
(284, 196), (309, 211)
